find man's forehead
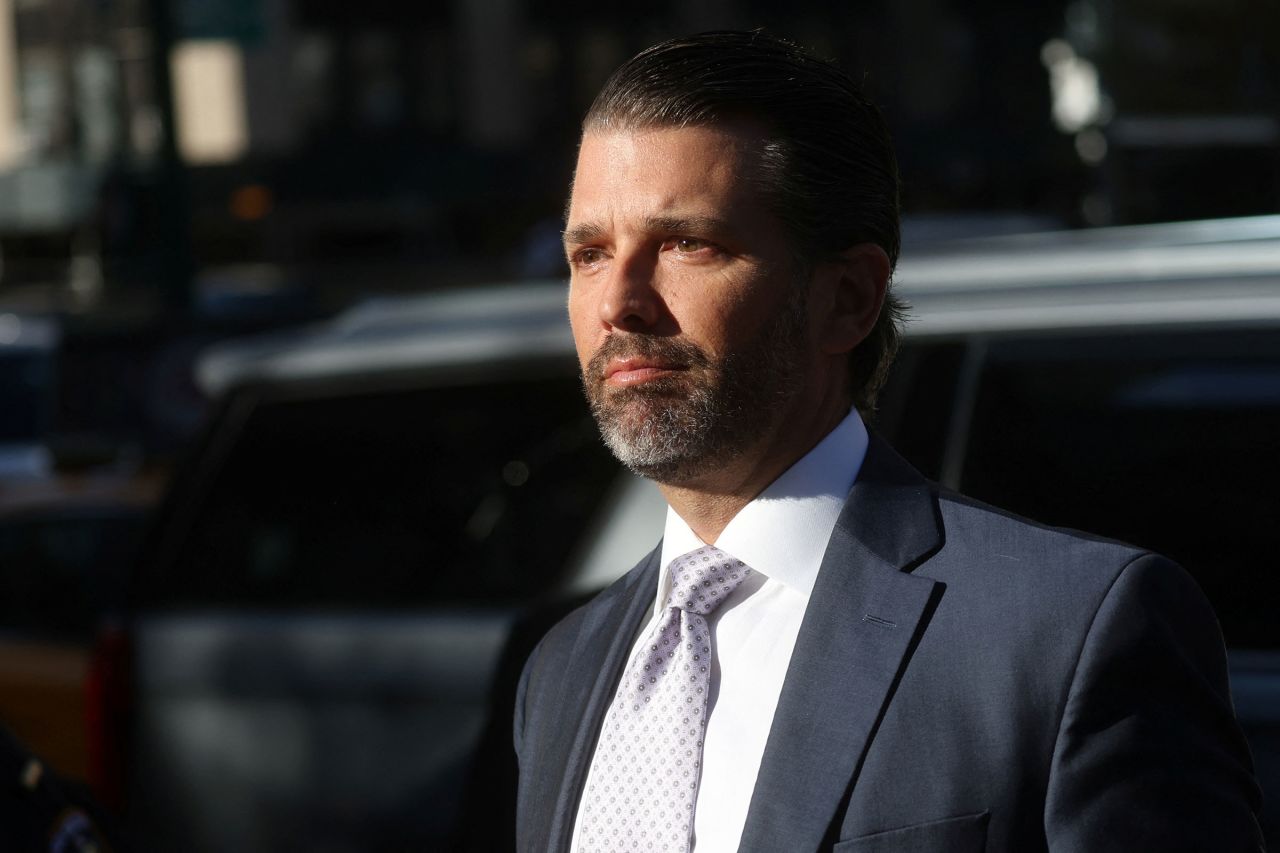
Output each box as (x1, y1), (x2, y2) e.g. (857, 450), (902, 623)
(565, 125), (769, 228)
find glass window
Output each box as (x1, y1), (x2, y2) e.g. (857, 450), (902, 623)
(146, 374), (620, 608)
(875, 340), (967, 482)
(959, 330), (1280, 649)
(0, 507), (146, 640)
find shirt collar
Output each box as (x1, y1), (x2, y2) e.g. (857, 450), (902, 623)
(656, 410), (869, 615)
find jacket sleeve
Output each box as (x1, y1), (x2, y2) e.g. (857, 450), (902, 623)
(1044, 553), (1264, 851)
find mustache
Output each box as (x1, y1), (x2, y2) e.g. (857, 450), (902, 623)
(586, 334), (712, 381)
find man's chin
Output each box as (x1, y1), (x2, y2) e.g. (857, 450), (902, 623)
(597, 419), (725, 485)
(607, 444), (715, 485)
(586, 373), (731, 482)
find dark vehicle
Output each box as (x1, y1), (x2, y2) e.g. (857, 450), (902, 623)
(107, 285), (666, 850)
(101, 216), (1280, 849)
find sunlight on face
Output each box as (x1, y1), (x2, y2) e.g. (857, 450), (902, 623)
(565, 126), (815, 483)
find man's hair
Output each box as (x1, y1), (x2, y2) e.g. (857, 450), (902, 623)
(583, 30), (905, 414)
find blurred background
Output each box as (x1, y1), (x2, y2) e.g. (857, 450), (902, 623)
(0, 0), (1277, 850)
(0, 0), (1277, 462)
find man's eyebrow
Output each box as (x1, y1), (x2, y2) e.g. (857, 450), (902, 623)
(642, 214), (728, 235)
(562, 214), (730, 247)
(563, 222), (605, 246)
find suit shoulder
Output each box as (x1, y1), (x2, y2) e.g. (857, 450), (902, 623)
(936, 486), (1148, 566)
(925, 486), (1207, 621)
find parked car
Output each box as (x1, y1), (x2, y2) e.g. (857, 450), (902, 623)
(102, 215), (1280, 850)
(104, 285), (665, 851)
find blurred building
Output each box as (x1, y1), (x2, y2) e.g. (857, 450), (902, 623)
(1052, 0), (1280, 225)
(0, 0), (1275, 456)
(0, 0), (1276, 301)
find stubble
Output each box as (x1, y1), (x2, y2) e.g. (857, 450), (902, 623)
(582, 284), (809, 484)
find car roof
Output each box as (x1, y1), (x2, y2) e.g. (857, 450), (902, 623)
(900, 214), (1280, 338)
(195, 282), (574, 395)
(196, 214), (1280, 396)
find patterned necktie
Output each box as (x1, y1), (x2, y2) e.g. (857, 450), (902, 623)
(576, 545), (753, 852)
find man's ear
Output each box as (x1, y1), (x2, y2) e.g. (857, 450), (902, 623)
(817, 243), (890, 356)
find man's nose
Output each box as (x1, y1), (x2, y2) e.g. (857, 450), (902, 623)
(598, 252), (662, 332)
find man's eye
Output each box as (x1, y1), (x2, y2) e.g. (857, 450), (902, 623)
(674, 238), (707, 252)
(573, 248), (606, 266)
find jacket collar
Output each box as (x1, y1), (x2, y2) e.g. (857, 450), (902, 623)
(736, 433), (945, 851)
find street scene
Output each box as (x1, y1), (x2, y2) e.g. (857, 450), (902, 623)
(0, 0), (1276, 850)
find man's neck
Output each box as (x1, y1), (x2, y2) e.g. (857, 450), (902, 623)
(657, 486), (751, 544)
(657, 394), (855, 543)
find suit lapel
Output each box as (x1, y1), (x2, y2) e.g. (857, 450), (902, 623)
(738, 436), (945, 853)
(543, 546), (661, 852)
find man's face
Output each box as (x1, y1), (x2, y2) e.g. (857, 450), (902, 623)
(564, 124), (824, 484)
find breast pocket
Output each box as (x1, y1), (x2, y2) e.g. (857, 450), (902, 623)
(831, 810), (990, 853)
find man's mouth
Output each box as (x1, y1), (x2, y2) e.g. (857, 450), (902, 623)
(603, 357), (686, 387)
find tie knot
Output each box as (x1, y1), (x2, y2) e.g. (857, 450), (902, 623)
(664, 545), (753, 616)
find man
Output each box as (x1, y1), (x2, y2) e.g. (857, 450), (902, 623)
(513, 31), (1262, 852)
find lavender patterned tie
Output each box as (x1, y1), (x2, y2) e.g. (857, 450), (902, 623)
(576, 545), (753, 852)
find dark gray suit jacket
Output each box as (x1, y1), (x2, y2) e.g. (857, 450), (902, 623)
(514, 437), (1263, 851)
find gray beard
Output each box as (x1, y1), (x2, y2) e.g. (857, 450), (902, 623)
(583, 286), (809, 484)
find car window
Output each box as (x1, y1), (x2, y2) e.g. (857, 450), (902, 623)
(0, 508), (146, 640)
(875, 341), (967, 481)
(143, 375), (620, 608)
(957, 330), (1280, 649)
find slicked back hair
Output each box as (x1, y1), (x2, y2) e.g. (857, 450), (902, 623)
(582, 30), (905, 415)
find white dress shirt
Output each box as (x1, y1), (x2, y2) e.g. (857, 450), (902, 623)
(571, 410), (869, 853)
